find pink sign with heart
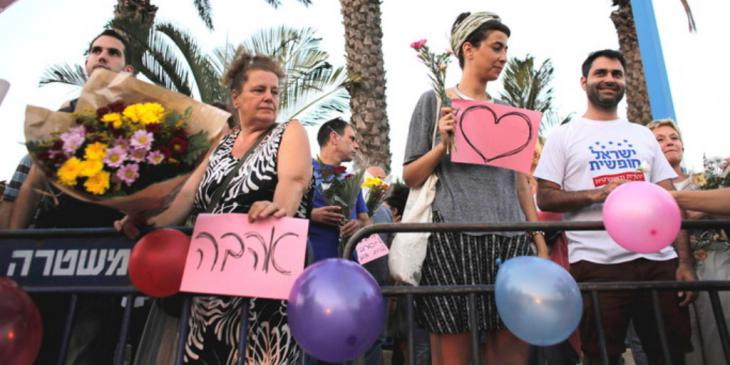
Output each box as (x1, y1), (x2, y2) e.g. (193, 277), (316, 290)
(451, 99), (541, 174)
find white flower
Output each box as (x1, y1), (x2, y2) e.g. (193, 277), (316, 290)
(637, 161), (651, 173)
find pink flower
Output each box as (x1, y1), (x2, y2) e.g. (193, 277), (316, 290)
(146, 150), (164, 165)
(60, 133), (85, 155)
(410, 39), (427, 50)
(104, 145), (127, 168)
(130, 130), (154, 151)
(114, 136), (130, 150)
(128, 148), (147, 163)
(116, 163), (139, 186)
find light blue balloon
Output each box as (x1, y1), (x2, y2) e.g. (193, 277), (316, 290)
(495, 256), (582, 346)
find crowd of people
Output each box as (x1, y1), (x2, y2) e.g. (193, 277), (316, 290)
(1, 9), (729, 365)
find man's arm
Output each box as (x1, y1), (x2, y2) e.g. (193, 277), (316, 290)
(9, 165), (45, 229)
(536, 178), (625, 213)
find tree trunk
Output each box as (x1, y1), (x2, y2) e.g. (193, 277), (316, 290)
(340, 0), (391, 172)
(610, 1), (653, 125)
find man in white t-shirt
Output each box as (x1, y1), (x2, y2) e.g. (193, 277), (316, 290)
(534, 49), (696, 365)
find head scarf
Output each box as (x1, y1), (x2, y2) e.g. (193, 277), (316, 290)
(450, 11), (502, 58)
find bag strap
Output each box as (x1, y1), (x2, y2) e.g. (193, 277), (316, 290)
(206, 124), (277, 213)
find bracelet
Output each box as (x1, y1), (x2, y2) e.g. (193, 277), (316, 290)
(529, 230), (545, 237)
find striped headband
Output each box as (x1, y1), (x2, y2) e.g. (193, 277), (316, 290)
(450, 11), (502, 58)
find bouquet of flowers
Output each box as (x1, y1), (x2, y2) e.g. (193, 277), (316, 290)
(411, 38), (454, 151)
(362, 176), (390, 216)
(25, 69), (229, 215)
(317, 161), (365, 221)
(691, 155), (730, 190)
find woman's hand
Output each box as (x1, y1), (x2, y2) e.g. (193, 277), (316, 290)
(437, 106), (456, 149)
(533, 233), (549, 258)
(248, 200), (287, 222)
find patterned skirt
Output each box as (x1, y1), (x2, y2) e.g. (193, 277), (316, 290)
(415, 211), (535, 334)
(185, 296), (300, 364)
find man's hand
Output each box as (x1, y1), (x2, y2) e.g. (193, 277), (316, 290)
(591, 179), (626, 203)
(676, 262), (698, 306)
(114, 214), (149, 240)
(311, 206), (345, 226)
(340, 219), (363, 239)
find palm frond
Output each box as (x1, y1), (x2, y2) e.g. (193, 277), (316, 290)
(38, 63), (87, 87)
(500, 55), (555, 113)
(193, 0), (214, 30)
(154, 23), (227, 103)
(680, 0), (697, 32)
(262, 0), (312, 8)
(280, 66), (351, 125)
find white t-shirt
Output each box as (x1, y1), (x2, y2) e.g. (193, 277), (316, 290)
(534, 117), (678, 264)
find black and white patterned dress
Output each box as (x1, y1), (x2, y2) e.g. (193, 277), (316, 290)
(184, 122), (311, 364)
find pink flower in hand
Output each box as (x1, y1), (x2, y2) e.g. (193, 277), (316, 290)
(410, 39), (427, 50)
(104, 145), (128, 168)
(116, 163), (139, 186)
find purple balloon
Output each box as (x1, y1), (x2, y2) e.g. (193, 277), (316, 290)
(288, 258), (385, 363)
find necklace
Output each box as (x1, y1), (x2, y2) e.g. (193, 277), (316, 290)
(454, 84), (490, 101)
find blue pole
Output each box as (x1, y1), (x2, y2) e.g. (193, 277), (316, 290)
(631, 0), (677, 122)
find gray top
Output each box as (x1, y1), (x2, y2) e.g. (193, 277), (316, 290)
(403, 90), (525, 236)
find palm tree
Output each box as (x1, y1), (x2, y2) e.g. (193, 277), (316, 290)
(500, 55), (571, 136)
(610, 0), (696, 125)
(39, 25), (350, 125)
(340, 0), (391, 172)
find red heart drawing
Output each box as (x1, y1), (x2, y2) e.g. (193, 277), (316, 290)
(457, 104), (534, 163)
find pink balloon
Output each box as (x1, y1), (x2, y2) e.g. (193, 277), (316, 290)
(602, 181), (681, 253)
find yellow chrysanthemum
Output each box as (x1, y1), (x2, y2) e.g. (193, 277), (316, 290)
(78, 159), (104, 177)
(84, 170), (111, 195)
(84, 142), (108, 161)
(100, 112), (124, 129)
(361, 177), (384, 189)
(57, 157), (83, 186)
(123, 102), (165, 125)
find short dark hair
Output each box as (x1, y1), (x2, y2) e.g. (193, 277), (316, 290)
(451, 12), (511, 68)
(385, 182), (409, 217)
(581, 49), (626, 77)
(88, 29), (132, 65)
(317, 118), (350, 147)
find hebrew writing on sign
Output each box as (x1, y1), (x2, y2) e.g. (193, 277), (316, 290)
(451, 99), (541, 174)
(180, 213), (309, 300)
(355, 234), (389, 265)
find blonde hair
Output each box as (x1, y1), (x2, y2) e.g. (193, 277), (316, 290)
(647, 118), (682, 141)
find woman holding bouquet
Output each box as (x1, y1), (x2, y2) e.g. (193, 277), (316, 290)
(402, 11), (547, 365)
(648, 119), (730, 365)
(120, 49), (312, 364)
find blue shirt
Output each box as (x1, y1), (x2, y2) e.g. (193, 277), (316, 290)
(309, 159), (367, 262)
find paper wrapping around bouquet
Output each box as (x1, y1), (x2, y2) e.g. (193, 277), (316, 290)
(24, 69), (231, 216)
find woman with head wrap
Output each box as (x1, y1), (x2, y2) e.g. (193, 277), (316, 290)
(402, 11), (548, 364)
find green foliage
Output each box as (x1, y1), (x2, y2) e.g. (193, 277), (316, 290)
(182, 130), (210, 165)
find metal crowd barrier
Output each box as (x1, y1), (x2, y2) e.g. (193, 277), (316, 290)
(1, 220), (729, 365)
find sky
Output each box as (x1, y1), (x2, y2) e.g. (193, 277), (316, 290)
(0, 0), (728, 181)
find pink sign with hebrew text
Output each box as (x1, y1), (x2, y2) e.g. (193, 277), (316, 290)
(180, 213), (308, 300)
(355, 234), (389, 265)
(451, 99), (541, 174)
